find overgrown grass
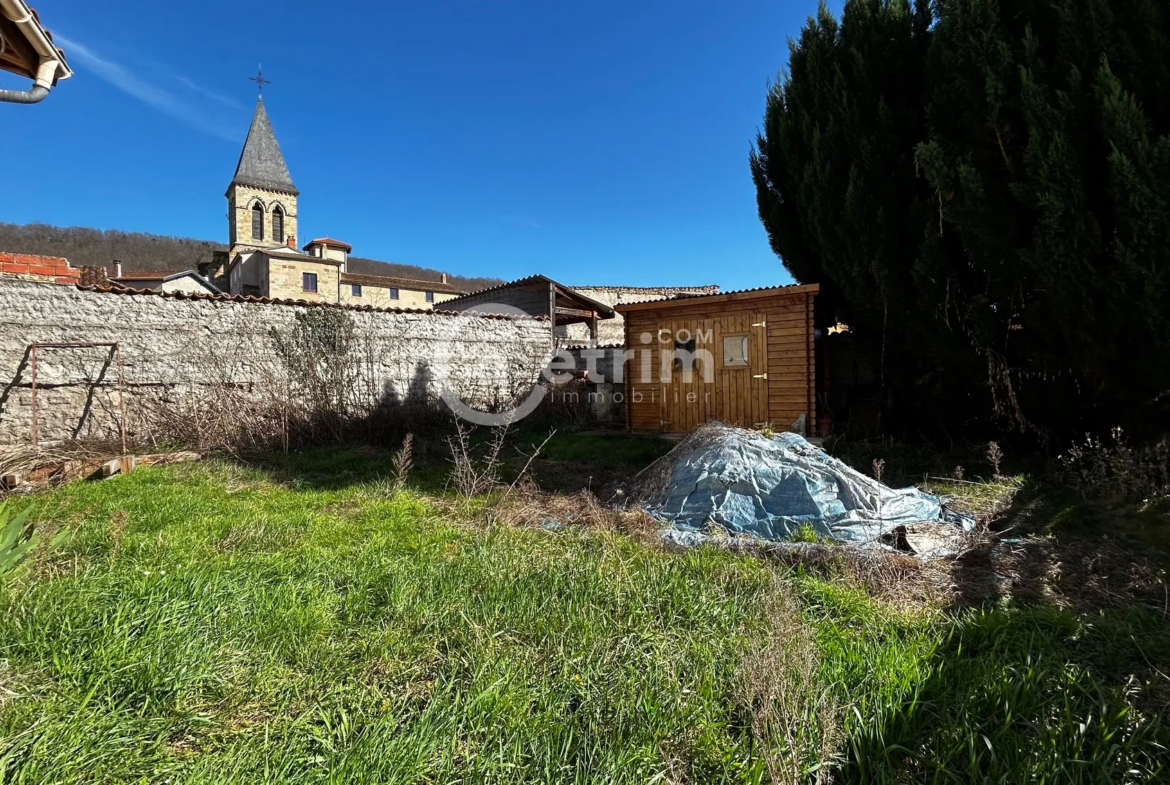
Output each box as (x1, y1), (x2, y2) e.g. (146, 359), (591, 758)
(0, 447), (1166, 783)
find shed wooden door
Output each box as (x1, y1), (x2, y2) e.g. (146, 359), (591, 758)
(659, 317), (715, 433)
(712, 312), (769, 428)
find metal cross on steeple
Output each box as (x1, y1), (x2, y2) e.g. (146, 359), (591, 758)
(249, 66), (271, 97)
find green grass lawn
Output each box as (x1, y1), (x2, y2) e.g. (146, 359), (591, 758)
(0, 442), (1168, 783)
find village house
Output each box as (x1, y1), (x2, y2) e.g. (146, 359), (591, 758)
(103, 262), (221, 295)
(224, 97), (465, 308)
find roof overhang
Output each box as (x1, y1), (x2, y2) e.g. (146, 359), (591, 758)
(0, 1), (72, 85)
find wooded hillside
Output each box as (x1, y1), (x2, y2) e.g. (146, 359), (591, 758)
(0, 223), (501, 293)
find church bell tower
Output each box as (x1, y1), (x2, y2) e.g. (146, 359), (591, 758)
(226, 95), (299, 256)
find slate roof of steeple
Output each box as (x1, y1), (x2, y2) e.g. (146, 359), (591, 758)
(230, 98), (298, 195)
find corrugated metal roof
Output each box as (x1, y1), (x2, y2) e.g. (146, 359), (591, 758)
(74, 284), (546, 320)
(666, 283), (810, 299)
(562, 343), (625, 351)
(613, 283), (819, 312)
(569, 284), (720, 294)
(444, 274), (616, 316)
(446, 274), (547, 301)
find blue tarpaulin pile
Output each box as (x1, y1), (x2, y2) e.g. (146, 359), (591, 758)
(632, 423), (973, 547)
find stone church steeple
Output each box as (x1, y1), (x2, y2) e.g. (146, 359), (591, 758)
(226, 98), (299, 255)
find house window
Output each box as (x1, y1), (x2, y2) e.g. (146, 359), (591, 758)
(425, 291), (435, 302)
(303, 272), (318, 292)
(272, 206), (284, 243)
(389, 288), (399, 300)
(251, 204), (264, 240)
(722, 335), (749, 367)
(351, 284), (362, 297)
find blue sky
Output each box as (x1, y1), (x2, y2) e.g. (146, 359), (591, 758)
(0, 1), (837, 289)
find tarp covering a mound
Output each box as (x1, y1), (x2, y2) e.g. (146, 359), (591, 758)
(631, 423), (973, 546)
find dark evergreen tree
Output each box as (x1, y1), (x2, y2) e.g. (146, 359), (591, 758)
(753, 0), (1170, 440)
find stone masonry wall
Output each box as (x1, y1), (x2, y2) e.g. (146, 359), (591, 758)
(267, 256), (341, 303)
(229, 183), (298, 251)
(0, 277), (551, 447)
(339, 284), (461, 311)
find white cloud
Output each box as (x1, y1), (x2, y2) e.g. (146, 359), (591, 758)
(55, 34), (237, 141)
(174, 74), (243, 109)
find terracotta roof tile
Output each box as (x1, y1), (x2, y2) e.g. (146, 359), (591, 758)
(340, 271), (465, 294)
(73, 284), (544, 320)
(113, 269), (184, 279)
(304, 237), (352, 252)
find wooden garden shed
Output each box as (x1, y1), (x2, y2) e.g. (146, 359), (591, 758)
(615, 284), (820, 435)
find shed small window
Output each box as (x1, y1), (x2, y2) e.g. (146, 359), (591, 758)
(389, 288), (399, 300)
(722, 335), (749, 367)
(272, 206), (284, 243)
(351, 284), (362, 297)
(425, 291), (435, 302)
(251, 204), (264, 240)
(303, 272), (318, 292)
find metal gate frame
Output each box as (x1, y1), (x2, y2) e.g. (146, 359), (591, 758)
(28, 342), (127, 454)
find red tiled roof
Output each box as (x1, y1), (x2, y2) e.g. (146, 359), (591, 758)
(113, 269), (184, 279)
(74, 284), (545, 320)
(340, 271), (466, 294)
(304, 237), (353, 252)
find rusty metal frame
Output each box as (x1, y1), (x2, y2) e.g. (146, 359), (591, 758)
(28, 342), (127, 454)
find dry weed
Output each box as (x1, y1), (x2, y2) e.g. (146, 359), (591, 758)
(0, 444), (110, 495)
(957, 535), (1168, 612)
(447, 421), (509, 500)
(108, 510), (129, 560)
(493, 489), (659, 542)
(737, 576), (843, 784)
(392, 433), (414, 491)
(1059, 427), (1170, 501)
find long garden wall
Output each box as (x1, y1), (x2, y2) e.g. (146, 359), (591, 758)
(0, 277), (551, 447)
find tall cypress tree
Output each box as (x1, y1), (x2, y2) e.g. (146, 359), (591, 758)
(754, 0), (1170, 439)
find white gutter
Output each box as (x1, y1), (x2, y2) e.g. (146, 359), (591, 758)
(0, 0), (72, 104)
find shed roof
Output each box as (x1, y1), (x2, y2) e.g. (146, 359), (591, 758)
(613, 283), (819, 313)
(445, 274), (616, 318)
